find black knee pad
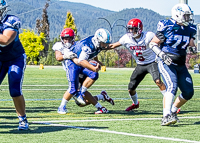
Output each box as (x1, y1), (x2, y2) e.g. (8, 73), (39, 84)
(182, 91), (194, 100)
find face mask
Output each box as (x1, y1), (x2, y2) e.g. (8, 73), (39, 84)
(64, 43), (72, 49)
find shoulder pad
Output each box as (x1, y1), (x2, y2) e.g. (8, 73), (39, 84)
(4, 15), (21, 30)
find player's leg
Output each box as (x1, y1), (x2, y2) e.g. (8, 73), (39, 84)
(158, 61), (178, 125)
(126, 65), (147, 111)
(74, 91), (109, 114)
(58, 62), (80, 114)
(171, 66), (194, 113)
(148, 62), (166, 94)
(8, 54), (28, 130)
(80, 67), (99, 94)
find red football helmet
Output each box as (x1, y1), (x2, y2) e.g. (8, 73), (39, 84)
(60, 28), (75, 48)
(127, 18), (143, 38)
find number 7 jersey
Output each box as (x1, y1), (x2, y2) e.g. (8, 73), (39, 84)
(119, 31), (156, 65)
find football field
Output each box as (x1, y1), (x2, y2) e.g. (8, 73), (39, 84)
(0, 66), (200, 143)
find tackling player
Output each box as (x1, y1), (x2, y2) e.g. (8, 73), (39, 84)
(149, 3), (196, 126)
(109, 18), (166, 111)
(52, 28), (114, 114)
(0, 0), (28, 130)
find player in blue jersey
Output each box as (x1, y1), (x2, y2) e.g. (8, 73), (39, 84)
(52, 28), (114, 114)
(0, 0), (28, 130)
(149, 3), (196, 126)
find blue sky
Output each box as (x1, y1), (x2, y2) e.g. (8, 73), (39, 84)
(61, 0), (200, 16)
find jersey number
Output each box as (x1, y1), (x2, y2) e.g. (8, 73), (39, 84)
(171, 35), (189, 49)
(136, 52), (145, 61)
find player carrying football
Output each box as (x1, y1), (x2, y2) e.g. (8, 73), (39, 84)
(52, 28), (114, 114)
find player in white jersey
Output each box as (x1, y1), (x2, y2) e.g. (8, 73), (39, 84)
(109, 18), (166, 111)
(52, 28), (114, 114)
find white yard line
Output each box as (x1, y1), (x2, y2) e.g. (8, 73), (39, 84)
(33, 121), (200, 143)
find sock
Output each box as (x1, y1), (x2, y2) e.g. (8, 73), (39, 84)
(80, 86), (87, 94)
(129, 93), (138, 105)
(18, 115), (27, 121)
(96, 94), (104, 101)
(160, 90), (166, 96)
(60, 97), (68, 107)
(95, 102), (102, 109)
(163, 92), (174, 117)
(171, 104), (178, 113)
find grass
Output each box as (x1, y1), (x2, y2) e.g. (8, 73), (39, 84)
(0, 66), (200, 143)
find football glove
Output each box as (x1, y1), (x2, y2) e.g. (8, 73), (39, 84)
(189, 46), (197, 54)
(63, 51), (77, 60)
(159, 51), (172, 66)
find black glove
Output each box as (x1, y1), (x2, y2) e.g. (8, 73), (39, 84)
(159, 51), (172, 65)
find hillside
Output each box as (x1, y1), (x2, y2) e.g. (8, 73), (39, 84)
(7, 0), (200, 40)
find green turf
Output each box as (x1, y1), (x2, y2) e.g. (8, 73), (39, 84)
(0, 66), (200, 143)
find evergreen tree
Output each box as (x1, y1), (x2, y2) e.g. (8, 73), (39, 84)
(63, 11), (80, 41)
(35, 0), (50, 58)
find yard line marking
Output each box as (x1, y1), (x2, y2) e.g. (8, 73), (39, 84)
(32, 116), (200, 123)
(33, 122), (200, 143)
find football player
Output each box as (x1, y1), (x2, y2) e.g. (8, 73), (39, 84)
(0, 0), (28, 130)
(52, 28), (114, 114)
(109, 18), (166, 112)
(149, 3), (196, 126)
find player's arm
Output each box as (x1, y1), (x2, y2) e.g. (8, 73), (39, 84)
(78, 48), (100, 72)
(149, 35), (172, 65)
(0, 30), (17, 46)
(55, 50), (80, 65)
(79, 59), (100, 72)
(108, 41), (122, 50)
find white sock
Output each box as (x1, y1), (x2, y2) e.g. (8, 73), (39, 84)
(80, 86), (87, 94)
(95, 102), (102, 109)
(96, 94), (104, 101)
(171, 104), (178, 113)
(60, 97), (68, 107)
(160, 90), (166, 96)
(163, 92), (174, 117)
(129, 93), (138, 105)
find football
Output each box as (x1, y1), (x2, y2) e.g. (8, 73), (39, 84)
(89, 60), (98, 66)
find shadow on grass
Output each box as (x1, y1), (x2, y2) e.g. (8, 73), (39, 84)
(0, 122), (108, 134)
(0, 106), (56, 114)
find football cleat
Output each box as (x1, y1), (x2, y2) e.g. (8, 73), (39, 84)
(161, 112), (178, 126)
(171, 112), (179, 124)
(95, 107), (109, 114)
(57, 105), (68, 114)
(101, 90), (114, 105)
(125, 102), (139, 111)
(18, 119), (29, 130)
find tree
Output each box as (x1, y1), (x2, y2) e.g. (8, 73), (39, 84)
(36, 0), (50, 38)
(63, 11), (80, 41)
(19, 29), (46, 65)
(35, 0), (50, 57)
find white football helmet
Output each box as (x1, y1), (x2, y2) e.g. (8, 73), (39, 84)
(171, 3), (193, 26)
(0, 0), (8, 21)
(92, 28), (112, 49)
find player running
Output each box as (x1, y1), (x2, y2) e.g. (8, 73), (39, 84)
(52, 28), (114, 114)
(149, 3), (196, 126)
(109, 18), (166, 111)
